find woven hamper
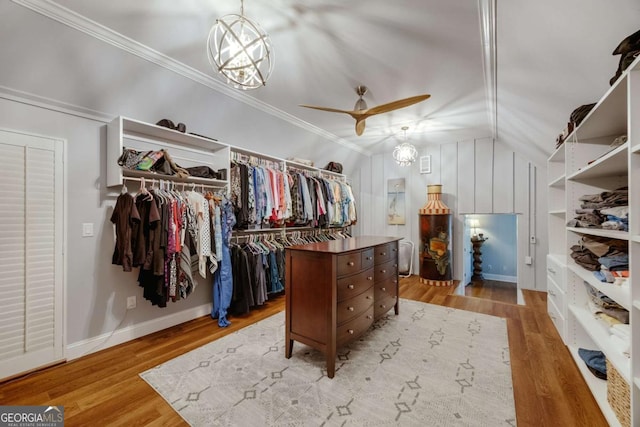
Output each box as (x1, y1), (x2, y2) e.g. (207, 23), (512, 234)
(606, 359), (630, 427)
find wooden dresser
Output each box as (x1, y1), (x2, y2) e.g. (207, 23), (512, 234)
(284, 236), (401, 378)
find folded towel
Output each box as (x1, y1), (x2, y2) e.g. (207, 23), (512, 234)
(612, 323), (631, 336)
(610, 334), (630, 358)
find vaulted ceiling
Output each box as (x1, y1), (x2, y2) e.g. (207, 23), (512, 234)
(10, 0), (640, 165)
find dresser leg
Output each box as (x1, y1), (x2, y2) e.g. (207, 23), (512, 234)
(394, 299), (399, 315)
(285, 339), (293, 358)
(327, 357), (335, 378)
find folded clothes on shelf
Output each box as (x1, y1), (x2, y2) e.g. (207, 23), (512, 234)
(577, 348), (607, 380)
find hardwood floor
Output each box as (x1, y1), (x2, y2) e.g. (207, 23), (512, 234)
(465, 278), (518, 305)
(0, 276), (607, 426)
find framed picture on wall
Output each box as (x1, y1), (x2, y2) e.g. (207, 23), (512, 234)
(420, 155), (431, 174)
(387, 178), (406, 225)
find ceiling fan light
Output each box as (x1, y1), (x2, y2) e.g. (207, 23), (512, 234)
(207, 4), (273, 90)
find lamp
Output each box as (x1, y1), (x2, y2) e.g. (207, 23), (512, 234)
(207, 0), (273, 90)
(393, 126), (418, 166)
(469, 219), (479, 237)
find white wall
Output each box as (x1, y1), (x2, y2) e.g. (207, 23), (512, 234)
(0, 1), (551, 360)
(0, 1), (369, 358)
(365, 138), (548, 292)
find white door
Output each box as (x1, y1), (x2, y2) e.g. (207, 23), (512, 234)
(0, 129), (64, 379)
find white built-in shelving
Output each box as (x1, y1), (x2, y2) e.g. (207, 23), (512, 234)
(546, 56), (640, 426)
(106, 116), (230, 189)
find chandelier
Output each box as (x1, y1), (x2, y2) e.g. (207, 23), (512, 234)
(393, 126), (418, 166)
(207, 0), (273, 90)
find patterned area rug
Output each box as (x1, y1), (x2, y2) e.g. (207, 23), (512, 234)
(140, 299), (516, 426)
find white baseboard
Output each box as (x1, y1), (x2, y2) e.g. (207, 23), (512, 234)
(65, 303), (212, 361)
(482, 273), (517, 283)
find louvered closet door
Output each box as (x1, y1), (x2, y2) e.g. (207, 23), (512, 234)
(0, 129), (64, 380)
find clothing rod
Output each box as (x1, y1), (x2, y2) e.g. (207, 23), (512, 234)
(121, 175), (227, 191)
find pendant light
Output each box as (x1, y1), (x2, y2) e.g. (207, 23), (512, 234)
(393, 126), (418, 166)
(207, 0), (273, 90)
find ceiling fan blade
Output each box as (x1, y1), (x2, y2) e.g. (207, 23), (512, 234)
(299, 104), (355, 115)
(365, 94), (431, 116)
(355, 119), (366, 136)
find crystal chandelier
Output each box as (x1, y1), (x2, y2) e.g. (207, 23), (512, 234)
(207, 0), (273, 90)
(393, 126), (418, 166)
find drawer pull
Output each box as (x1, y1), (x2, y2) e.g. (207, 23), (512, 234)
(381, 269), (387, 273)
(348, 261), (355, 266)
(367, 276), (373, 281)
(393, 279), (398, 284)
(381, 252), (387, 256)
(381, 287), (386, 291)
(548, 290), (556, 297)
(348, 329), (354, 335)
(366, 295), (372, 299)
(367, 315), (372, 319)
(366, 256), (372, 260)
(394, 264), (398, 268)
(381, 304), (386, 309)
(347, 284), (355, 289)
(547, 268), (556, 274)
(392, 248), (397, 252)
(348, 306), (354, 311)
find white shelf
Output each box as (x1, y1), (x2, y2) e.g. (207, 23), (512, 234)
(549, 175), (566, 188)
(107, 116), (231, 188)
(631, 235), (640, 244)
(549, 143), (566, 162)
(567, 227), (629, 240)
(567, 143), (628, 181)
(567, 262), (631, 311)
(631, 143), (640, 154)
(549, 209), (566, 216)
(568, 305), (631, 382)
(568, 346), (622, 427)
(572, 73), (628, 141)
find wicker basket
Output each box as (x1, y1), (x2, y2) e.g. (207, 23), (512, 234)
(606, 359), (630, 427)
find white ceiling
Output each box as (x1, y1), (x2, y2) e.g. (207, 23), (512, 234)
(19, 0), (640, 164)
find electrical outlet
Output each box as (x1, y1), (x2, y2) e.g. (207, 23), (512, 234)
(126, 296), (136, 309)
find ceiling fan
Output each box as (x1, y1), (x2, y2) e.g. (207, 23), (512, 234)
(300, 85), (431, 136)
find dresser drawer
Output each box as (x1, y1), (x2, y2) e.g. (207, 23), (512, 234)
(374, 276), (398, 300)
(337, 252), (362, 277)
(337, 286), (374, 325)
(361, 248), (375, 270)
(375, 242), (397, 264)
(374, 295), (397, 319)
(374, 258), (398, 281)
(337, 268), (374, 301)
(546, 254), (566, 291)
(546, 275), (565, 313)
(337, 305), (374, 347)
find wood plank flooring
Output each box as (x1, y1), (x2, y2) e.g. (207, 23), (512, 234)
(0, 276), (607, 426)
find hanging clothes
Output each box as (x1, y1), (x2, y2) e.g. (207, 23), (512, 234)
(211, 196), (236, 327)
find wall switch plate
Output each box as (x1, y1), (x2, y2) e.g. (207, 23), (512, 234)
(525, 256), (533, 265)
(82, 223), (94, 237)
(126, 296), (136, 309)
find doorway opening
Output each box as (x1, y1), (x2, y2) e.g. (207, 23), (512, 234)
(462, 214), (518, 304)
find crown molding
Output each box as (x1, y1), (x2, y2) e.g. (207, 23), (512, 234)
(11, 0), (371, 155)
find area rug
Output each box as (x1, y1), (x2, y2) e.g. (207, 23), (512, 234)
(140, 299), (516, 426)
